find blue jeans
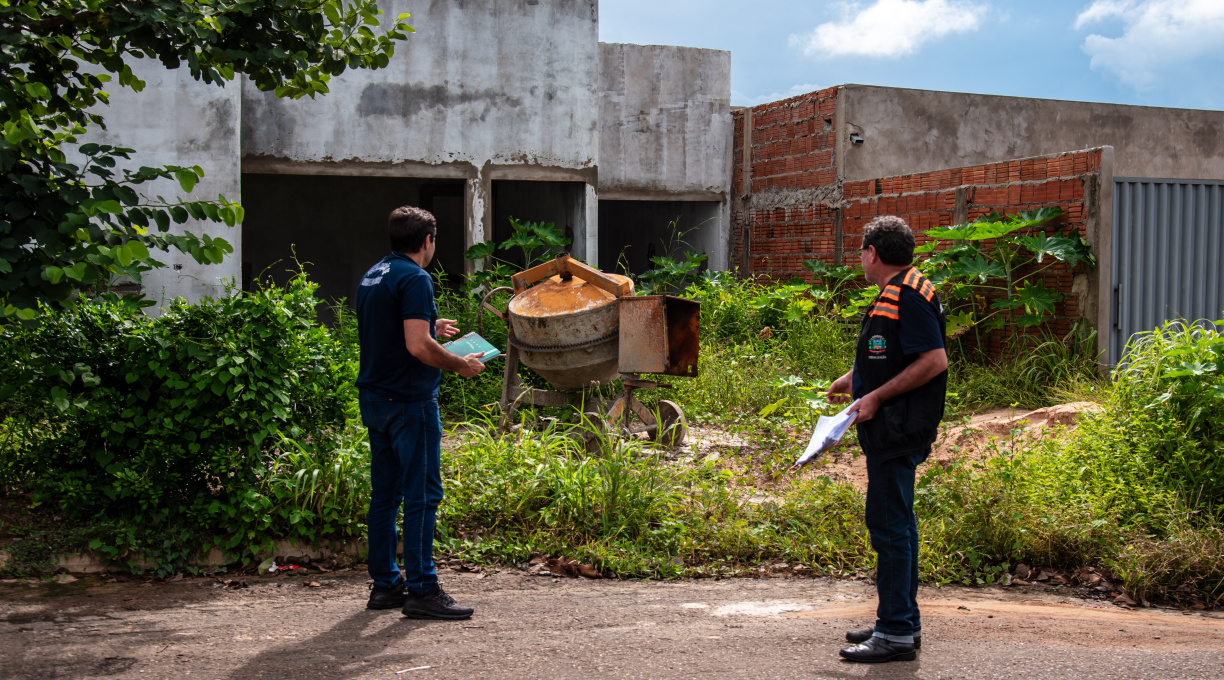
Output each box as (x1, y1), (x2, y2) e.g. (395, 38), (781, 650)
(864, 449), (927, 640)
(360, 396), (443, 594)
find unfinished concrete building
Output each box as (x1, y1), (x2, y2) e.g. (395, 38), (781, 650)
(88, 2), (1223, 359)
(91, 0), (731, 312)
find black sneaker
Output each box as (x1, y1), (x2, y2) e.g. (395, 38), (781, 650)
(367, 582), (407, 610)
(401, 585), (473, 620)
(846, 627), (921, 649)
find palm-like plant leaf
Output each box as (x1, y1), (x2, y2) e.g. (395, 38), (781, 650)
(463, 240), (497, 260)
(1015, 231), (1095, 267)
(1013, 280), (1062, 315)
(951, 255), (1005, 283)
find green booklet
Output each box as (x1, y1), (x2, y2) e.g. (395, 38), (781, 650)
(442, 331), (502, 363)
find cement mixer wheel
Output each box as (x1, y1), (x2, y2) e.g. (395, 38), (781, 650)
(649, 400), (687, 447)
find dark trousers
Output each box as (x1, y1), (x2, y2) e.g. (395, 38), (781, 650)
(360, 396), (443, 594)
(864, 449), (927, 638)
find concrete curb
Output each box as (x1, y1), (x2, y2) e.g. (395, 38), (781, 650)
(0, 539), (366, 575)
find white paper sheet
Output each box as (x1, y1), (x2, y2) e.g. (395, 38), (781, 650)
(792, 399), (860, 468)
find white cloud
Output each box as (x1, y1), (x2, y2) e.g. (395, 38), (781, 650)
(1075, 0), (1224, 91)
(731, 83), (821, 107)
(789, 0), (988, 59)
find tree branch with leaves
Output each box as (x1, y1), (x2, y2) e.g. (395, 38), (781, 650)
(0, 0), (413, 320)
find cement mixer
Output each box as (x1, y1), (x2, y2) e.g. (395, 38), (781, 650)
(478, 254), (699, 447)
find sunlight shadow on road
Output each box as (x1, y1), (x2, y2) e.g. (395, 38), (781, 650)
(819, 658), (923, 679)
(225, 610), (433, 680)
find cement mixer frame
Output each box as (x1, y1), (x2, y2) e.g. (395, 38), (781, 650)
(477, 254), (700, 448)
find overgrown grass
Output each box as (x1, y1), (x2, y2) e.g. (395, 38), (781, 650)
(429, 400), (1222, 605)
(6, 273), (1222, 609)
(436, 420), (871, 578)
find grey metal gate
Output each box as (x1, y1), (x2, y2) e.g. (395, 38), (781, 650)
(1111, 178), (1224, 362)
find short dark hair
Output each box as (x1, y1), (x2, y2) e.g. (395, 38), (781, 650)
(862, 215), (915, 266)
(389, 206), (437, 253)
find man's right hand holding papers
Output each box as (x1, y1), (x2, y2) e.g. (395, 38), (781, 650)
(790, 398), (860, 470)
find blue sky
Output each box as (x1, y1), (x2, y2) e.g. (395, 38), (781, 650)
(598, 0), (1224, 110)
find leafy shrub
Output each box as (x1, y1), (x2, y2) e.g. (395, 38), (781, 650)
(946, 322), (1103, 412)
(1108, 320), (1224, 512)
(915, 208), (1093, 340)
(0, 274), (360, 571)
(461, 217), (570, 293)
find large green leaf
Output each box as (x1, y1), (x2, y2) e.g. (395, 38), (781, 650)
(924, 207), (1067, 242)
(951, 255), (1005, 283)
(463, 241), (497, 261)
(1012, 280), (1063, 315)
(1015, 231), (1096, 267)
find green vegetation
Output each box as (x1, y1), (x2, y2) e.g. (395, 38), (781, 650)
(1, 1), (413, 320)
(0, 274), (365, 573)
(913, 208), (1094, 340)
(3, 219), (1222, 607)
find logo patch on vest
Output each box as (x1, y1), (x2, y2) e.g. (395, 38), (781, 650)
(867, 334), (887, 356)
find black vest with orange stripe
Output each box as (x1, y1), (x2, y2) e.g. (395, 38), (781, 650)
(852, 267), (947, 461)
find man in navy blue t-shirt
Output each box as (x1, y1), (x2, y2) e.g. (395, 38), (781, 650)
(356, 206), (485, 619)
(827, 216), (948, 663)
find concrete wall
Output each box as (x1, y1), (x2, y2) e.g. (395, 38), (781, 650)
(242, 0), (599, 171)
(597, 42), (733, 271)
(80, 62), (242, 308)
(839, 85), (1224, 182)
(597, 43), (732, 198)
(241, 0), (601, 263)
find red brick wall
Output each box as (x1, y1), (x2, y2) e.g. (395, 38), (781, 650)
(732, 87), (840, 274)
(732, 86), (1103, 350)
(745, 87), (839, 192)
(842, 149), (1102, 348)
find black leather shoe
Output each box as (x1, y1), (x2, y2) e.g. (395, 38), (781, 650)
(367, 582), (406, 610)
(401, 585), (473, 620)
(839, 636), (916, 663)
(846, 627), (921, 649)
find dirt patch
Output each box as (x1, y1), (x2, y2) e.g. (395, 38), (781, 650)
(797, 401), (1102, 492)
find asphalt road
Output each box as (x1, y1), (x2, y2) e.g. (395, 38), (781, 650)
(2, 570), (1223, 679)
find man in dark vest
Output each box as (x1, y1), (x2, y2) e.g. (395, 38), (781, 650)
(827, 215), (948, 663)
(356, 206), (487, 619)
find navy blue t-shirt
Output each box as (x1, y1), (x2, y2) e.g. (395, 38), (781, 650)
(852, 286), (945, 396)
(356, 252), (440, 402)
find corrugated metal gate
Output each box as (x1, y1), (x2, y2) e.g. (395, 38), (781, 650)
(1111, 178), (1224, 362)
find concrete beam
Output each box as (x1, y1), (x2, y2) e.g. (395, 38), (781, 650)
(597, 43), (732, 197)
(839, 85), (1224, 182)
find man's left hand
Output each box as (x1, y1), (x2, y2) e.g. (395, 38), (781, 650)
(436, 318), (460, 339)
(851, 392), (880, 424)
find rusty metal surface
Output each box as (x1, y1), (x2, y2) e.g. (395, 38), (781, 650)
(510, 327), (619, 352)
(665, 297), (700, 378)
(517, 343), (620, 389)
(618, 296), (668, 374)
(617, 296), (700, 377)
(509, 275), (626, 318)
(506, 272), (634, 391)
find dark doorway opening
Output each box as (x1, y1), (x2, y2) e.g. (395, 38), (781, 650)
(490, 180), (586, 268)
(241, 174), (465, 323)
(597, 200), (720, 275)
